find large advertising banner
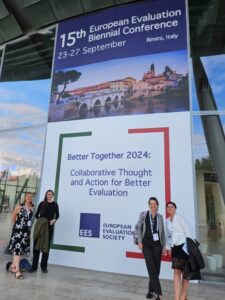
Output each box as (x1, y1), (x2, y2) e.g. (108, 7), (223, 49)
(40, 0), (195, 278)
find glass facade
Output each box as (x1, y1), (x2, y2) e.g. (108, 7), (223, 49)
(0, 125), (47, 210)
(191, 52), (225, 280)
(193, 115), (225, 277)
(189, 0), (225, 280)
(0, 48), (2, 66)
(0, 28), (55, 213)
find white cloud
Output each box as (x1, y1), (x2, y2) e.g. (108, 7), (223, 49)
(0, 87), (25, 101)
(0, 150), (42, 176)
(0, 103), (47, 129)
(192, 133), (209, 159)
(0, 129), (46, 154)
(0, 127), (46, 176)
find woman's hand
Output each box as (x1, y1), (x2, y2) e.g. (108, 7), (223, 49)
(49, 219), (56, 225)
(138, 242), (143, 251)
(165, 249), (171, 256)
(162, 248), (167, 256)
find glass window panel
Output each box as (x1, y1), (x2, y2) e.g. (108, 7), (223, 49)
(193, 115), (225, 276)
(115, 0), (136, 3)
(0, 15), (23, 43)
(81, 0), (114, 12)
(201, 54), (225, 111)
(16, 0), (41, 8)
(190, 61), (199, 111)
(1, 27), (55, 81)
(49, 0), (83, 20)
(21, 2), (56, 28)
(0, 48), (2, 67)
(0, 79), (51, 130)
(0, 125), (46, 211)
(192, 55), (225, 111)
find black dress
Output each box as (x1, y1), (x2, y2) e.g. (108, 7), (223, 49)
(31, 200), (59, 271)
(8, 205), (34, 256)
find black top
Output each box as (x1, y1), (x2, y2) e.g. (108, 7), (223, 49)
(143, 211), (160, 246)
(35, 201), (59, 221)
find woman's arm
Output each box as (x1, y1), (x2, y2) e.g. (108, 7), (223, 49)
(49, 202), (60, 225)
(55, 202), (59, 220)
(35, 202), (42, 219)
(159, 214), (166, 249)
(180, 215), (193, 239)
(11, 205), (21, 223)
(165, 219), (171, 250)
(137, 212), (145, 250)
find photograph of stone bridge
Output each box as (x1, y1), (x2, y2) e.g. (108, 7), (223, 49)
(48, 50), (189, 122)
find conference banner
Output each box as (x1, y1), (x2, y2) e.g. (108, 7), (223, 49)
(40, 0), (195, 278)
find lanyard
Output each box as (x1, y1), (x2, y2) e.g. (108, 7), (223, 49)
(149, 214), (158, 235)
(24, 205), (31, 217)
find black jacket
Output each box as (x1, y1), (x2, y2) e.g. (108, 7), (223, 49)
(183, 238), (205, 280)
(187, 238), (205, 270)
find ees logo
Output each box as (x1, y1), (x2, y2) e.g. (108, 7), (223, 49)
(79, 213), (100, 238)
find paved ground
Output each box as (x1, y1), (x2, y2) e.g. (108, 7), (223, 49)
(0, 260), (225, 300)
(1, 212), (225, 300)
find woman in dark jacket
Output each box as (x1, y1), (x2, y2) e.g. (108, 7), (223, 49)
(137, 197), (166, 300)
(30, 189), (59, 273)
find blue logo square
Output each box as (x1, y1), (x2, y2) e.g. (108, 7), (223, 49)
(79, 213), (100, 238)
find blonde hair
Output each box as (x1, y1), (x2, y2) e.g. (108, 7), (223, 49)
(21, 192), (33, 204)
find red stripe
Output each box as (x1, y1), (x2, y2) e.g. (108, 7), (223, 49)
(127, 127), (171, 259)
(126, 251), (171, 261)
(128, 127), (171, 209)
(163, 127), (171, 218)
(126, 252), (144, 259)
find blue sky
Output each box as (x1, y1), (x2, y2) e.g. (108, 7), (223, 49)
(192, 116), (225, 160)
(191, 53), (225, 160)
(0, 79), (51, 130)
(0, 79), (50, 175)
(191, 53), (225, 111)
(0, 126), (46, 176)
(0, 79), (51, 109)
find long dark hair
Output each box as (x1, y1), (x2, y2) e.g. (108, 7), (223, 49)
(40, 189), (54, 215)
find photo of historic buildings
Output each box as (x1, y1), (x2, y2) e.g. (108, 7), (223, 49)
(49, 50), (189, 122)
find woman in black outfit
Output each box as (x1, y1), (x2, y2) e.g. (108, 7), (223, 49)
(137, 197), (166, 300)
(30, 189), (59, 273)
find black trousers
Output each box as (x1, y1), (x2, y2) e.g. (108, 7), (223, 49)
(32, 225), (53, 271)
(143, 243), (163, 296)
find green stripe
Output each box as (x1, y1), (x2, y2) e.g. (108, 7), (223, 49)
(51, 244), (85, 252)
(52, 131), (92, 253)
(54, 131), (92, 201)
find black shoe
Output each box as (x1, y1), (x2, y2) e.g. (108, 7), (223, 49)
(6, 262), (12, 271)
(155, 295), (162, 300)
(41, 269), (48, 273)
(146, 292), (153, 299)
(28, 268), (37, 273)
